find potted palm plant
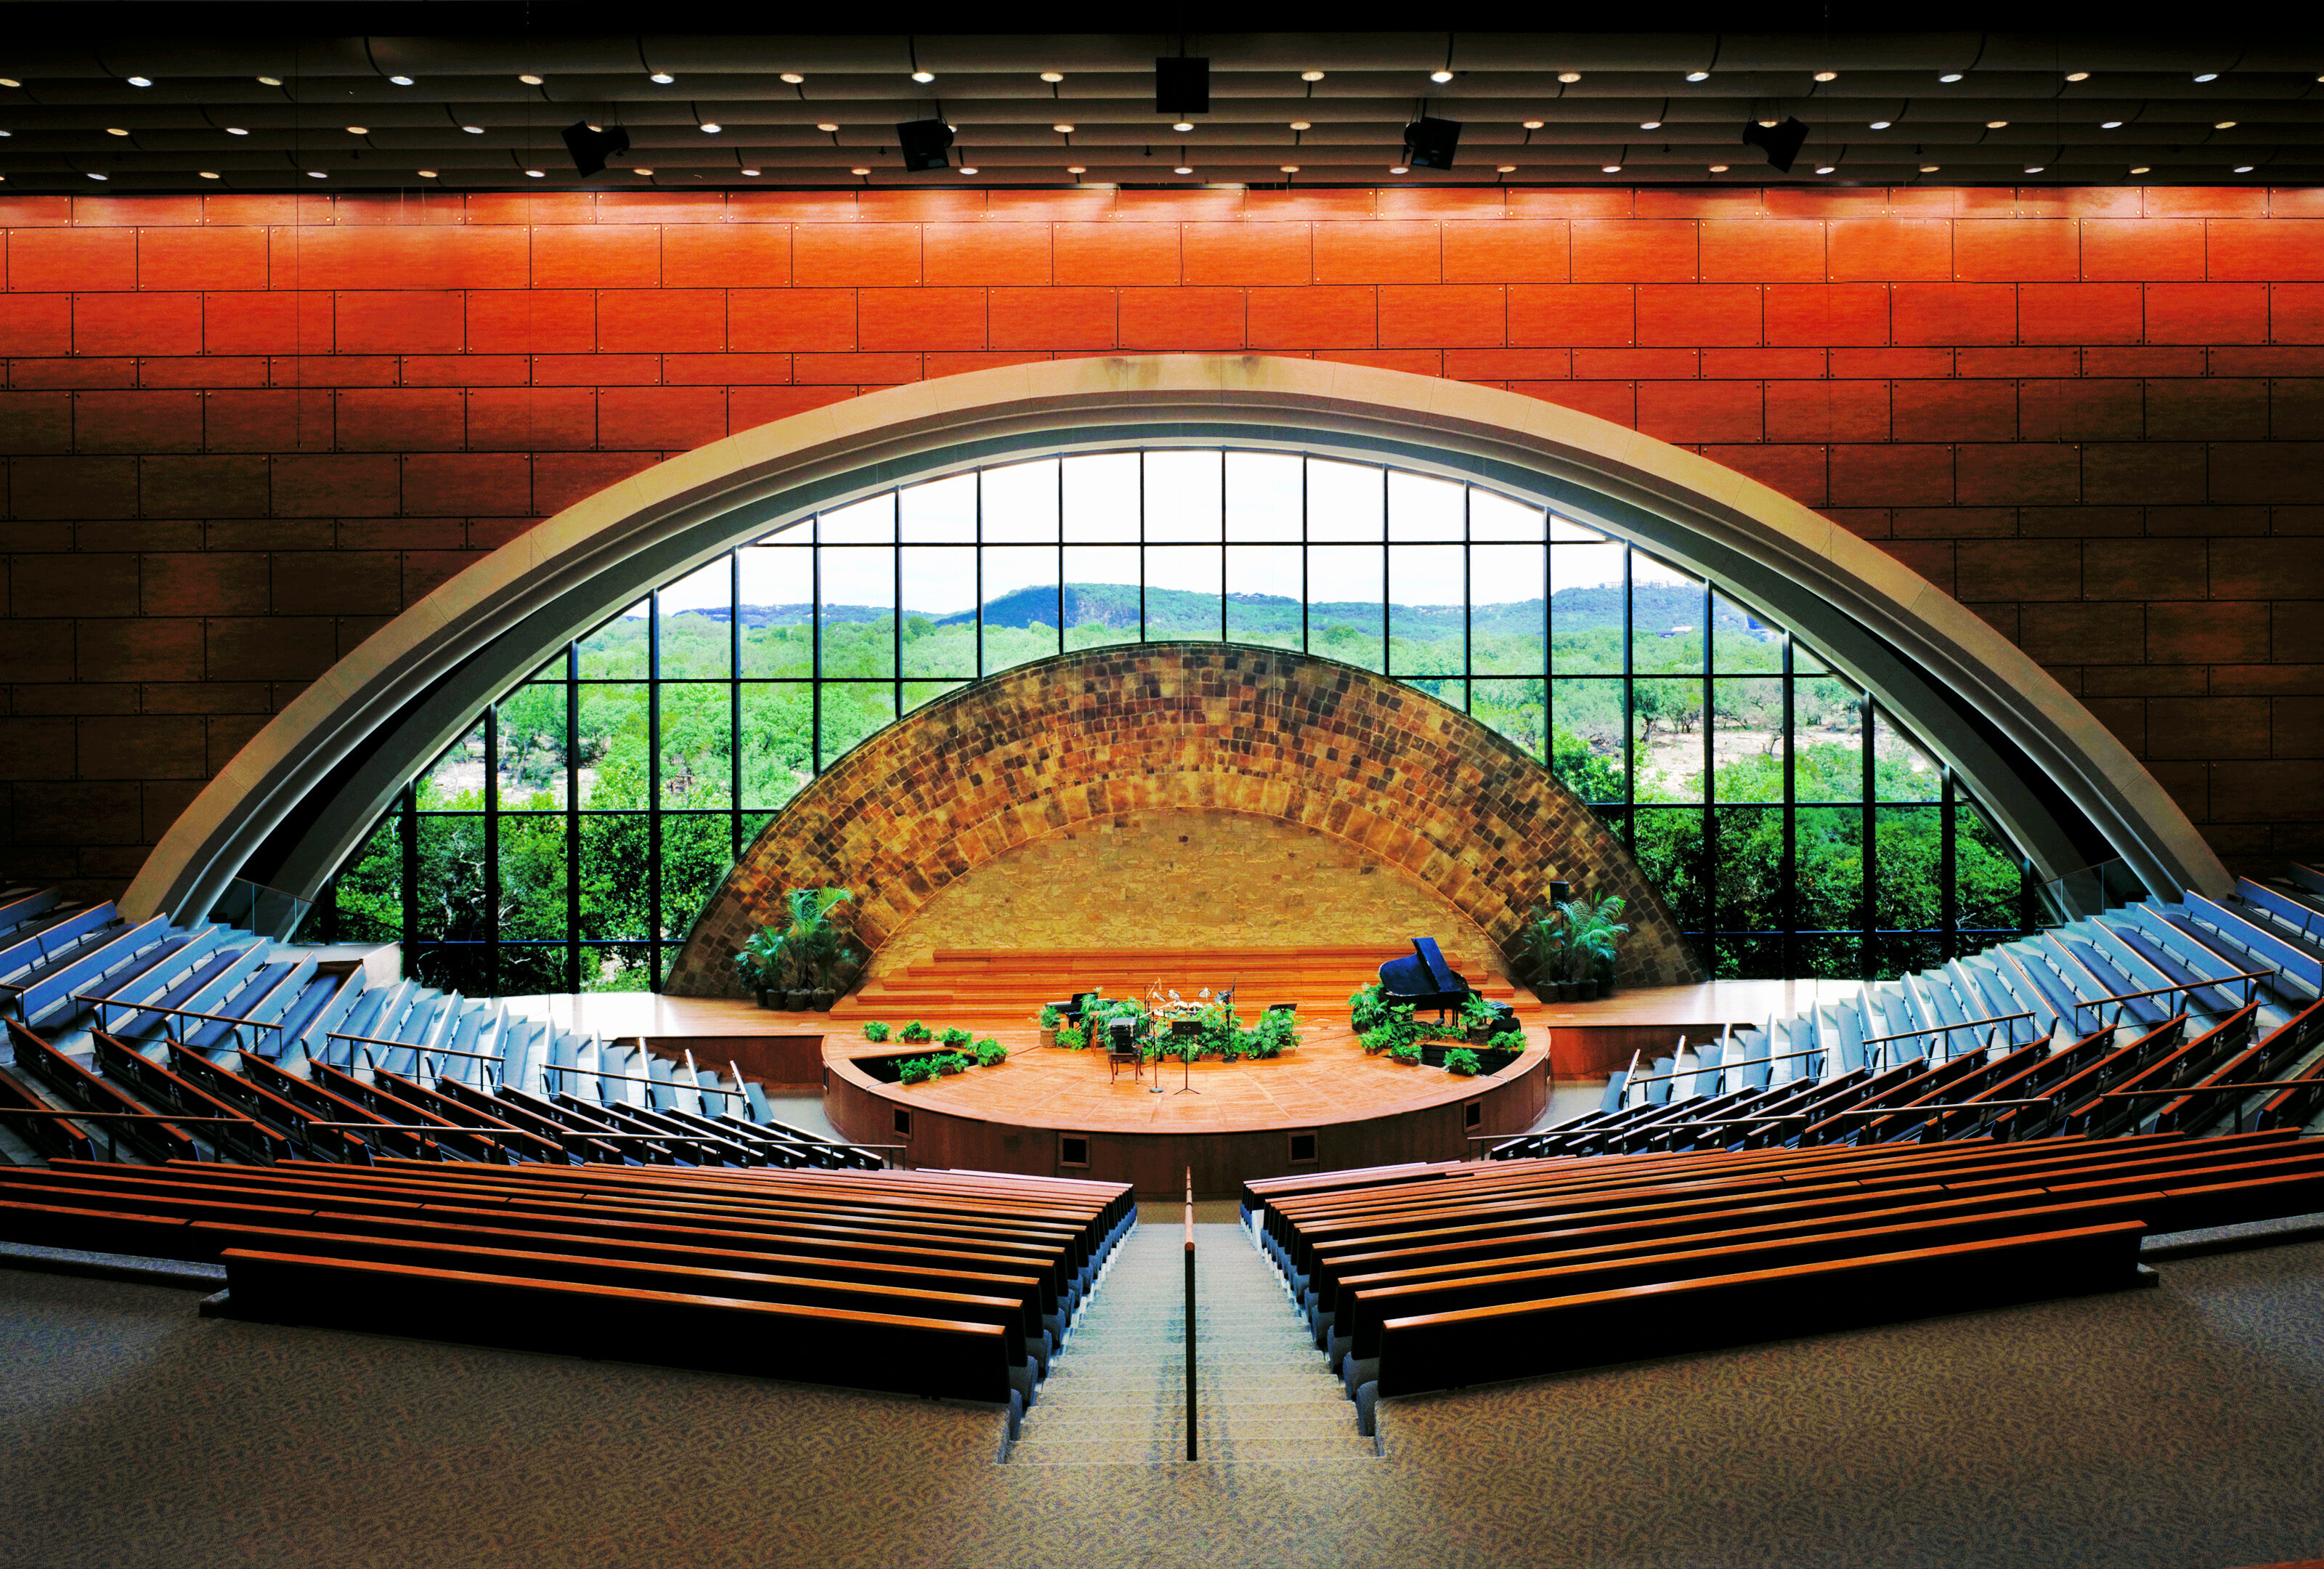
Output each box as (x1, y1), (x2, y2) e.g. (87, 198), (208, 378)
(1517, 907), (1569, 1003)
(1559, 891), (1630, 1002)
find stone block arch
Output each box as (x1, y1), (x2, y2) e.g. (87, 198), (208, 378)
(665, 642), (1703, 996)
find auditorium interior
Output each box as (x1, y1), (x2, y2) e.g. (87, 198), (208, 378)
(7, 7), (2324, 1568)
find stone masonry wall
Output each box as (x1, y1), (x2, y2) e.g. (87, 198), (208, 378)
(665, 643), (1700, 996)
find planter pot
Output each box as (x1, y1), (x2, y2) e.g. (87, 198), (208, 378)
(1221, 1052), (1241, 1063)
(809, 989), (837, 1012)
(1465, 1025), (1494, 1044)
(784, 989), (812, 1010)
(1555, 981), (1577, 1002)
(1039, 1026), (1058, 1048)
(1577, 978), (1600, 1001)
(755, 989), (775, 1010)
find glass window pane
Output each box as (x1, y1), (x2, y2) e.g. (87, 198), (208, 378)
(497, 683), (568, 810)
(411, 944), (489, 997)
(413, 814), (489, 942)
(1387, 470), (1463, 540)
(1551, 542), (1625, 673)
(657, 558), (732, 678)
(1794, 641), (1832, 676)
(818, 546), (897, 678)
(1633, 676), (1705, 803)
(740, 686), (811, 810)
(1144, 451), (1223, 541)
(1473, 678), (1546, 761)
(1063, 453), (1140, 541)
(1225, 451), (1302, 540)
(1307, 545), (1384, 671)
(659, 684), (732, 809)
(496, 815), (568, 943)
(983, 545), (1063, 673)
(1632, 555), (1705, 674)
(494, 943), (568, 998)
(819, 682), (896, 769)
(1389, 543), (1464, 676)
(1874, 709), (1942, 801)
(739, 546), (813, 677)
(659, 813), (732, 943)
(1957, 799), (2023, 941)
(1471, 488), (1545, 541)
(903, 679), (968, 713)
(1875, 805), (1943, 933)
(577, 598), (650, 680)
(1471, 544), (1545, 676)
(1145, 546), (1223, 641)
(1063, 544), (1141, 649)
(1712, 678), (1785, 803)
(1632, 808), (1706, 936)
(1307, 458), (1384, 541)
(1718, 933), (1788, 981)
(576, 683), (649, 808)
(901, 472), (977, 542)
(420, 720), (487, 811)
(1226, 546), (1302, 649)
(1795, 805), (1864, 964)
(1795, 677), (1864, 802)
(331, 811), (404, 943)
(816, 493), (893, 544)
(1551, 678), (1628, 802)
(578, 814), (651, 940)
(581, 943), (654, 993)
(980, 458), (1060, 542)
(1550, 514), (1607, 542)
(1713, 591), (1781, 673)
(1713, 805), (1784, 936)
(901, 547), (976, 678)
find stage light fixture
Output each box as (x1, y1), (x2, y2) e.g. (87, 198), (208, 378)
(1301, 70), (1325, 82)
(1686, 70), (1710, 81)
(781, 73), (805, 84)
(1280, 164), (1300, 173)
(1522, 119), (1543, 129)
(1708, 163), (1729, 172)
(650, 72), (675, 84)
(1986, 120), (2008, 129)
(1431, 70), (1454, 83)
(561, 119), (631, 177)
(257, 76), (281, 86)
(2234, 164), (2255, 173)
(519, 74), (543, 85)
(105, 126), (128, 136)
(126, 76), (151, 86)
(1558, 72), (1581, 83)
(1401, 115), (1462, 171)
(742, 168), (761, 176)
(817, 122), (839, 132)
(1816, 164), (1836, 174)
(1641, 120), (1661, 129)
(1920, 163), (1940, 172)
(463, 125), (484, 134)
(1174, 165), (1193, 174)
(200, 170), (219, 179)
(1290, 121), (1310, 131)
(2215, 120), (2237, 129)
(897, 116), (956, 171)
(1389, 163), (1410, 173)
(2129, 165), (2150, 173)
(2102, 120), (2123, 129)
(227, 126), (248, 134)
(1938, 72), (1962, 83)
(850, 166), (871, 175)
(2025, 165), (2044, 173)
(1741, 115), (1809, 173)
(1596, 164), (1614, 173)
(346, 126), (367, 135)
(1157, 57), (1209, 115)
(1869, 120), (1891, 129)
(2193, 72), (2218, 81)
(699, 122), (721, 133)
(2065, 71), (2089, 81)
(87, 171), (107, 180)
(525, 169), (545, 179)
(911, 70), (935, 84)
(1813, 71), (1837, 81)
(1053, 123), (1074, 134)
(1067, 164), (1086, 173)
(391, 76), (415, 86)
(305, 171), (325, 179)
(1041, 72), (1065, 83)
(0, 78), (21, 87)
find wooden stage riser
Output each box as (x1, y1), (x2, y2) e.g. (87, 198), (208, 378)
(826, 1058), (1551, 1200)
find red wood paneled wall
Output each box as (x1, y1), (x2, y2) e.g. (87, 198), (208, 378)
(4, 183), (2322, 897)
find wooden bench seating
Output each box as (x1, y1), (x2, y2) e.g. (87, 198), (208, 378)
(8, 1021), (200, 1164)
(0, 1062), (93, 1161)
(89, 1031), (290, 1167)
(2154, 1001), (2324, 1132)
(162, 1044), (374, 1164)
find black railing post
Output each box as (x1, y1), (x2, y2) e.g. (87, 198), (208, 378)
(1184, 1165), (1197, 1462)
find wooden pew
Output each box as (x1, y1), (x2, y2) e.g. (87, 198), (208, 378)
(163, 1043), (373, 1164)
(89, 1031), (290, 1167)
(0, 1062), (94, 1161)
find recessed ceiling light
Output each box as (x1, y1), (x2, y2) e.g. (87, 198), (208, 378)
(959, 165), (977, 174)
(650, 72), (675, 84)
(1708, 163), (1729, 172)
(1066, 164), (1085, 173)
(199, 170), (219, 179)
(1040, 72), (1064, 83)
(633, 167), (655, 176)
(1521, 119), (1544, 129)
(462, 124), (484, 134)
(1389, 164), (1410, 173)
(306, 170), (326, 179)
(518, 73), (543, 85)
(346, 126), (367, 134)
(0, 78), (19, 88)
(1813, 70), (1837, 81)
(2102, 120), (2124, 129)
(126, 76), (151, 87)
(850, 166), (871, 174)
(1816, 165), (1837, 174)
(87, 171), (107, 180)
(0, 130), (11, 137)
(1053, 123), (1074, 133)
(1289, 120), (1311, 131)
(1430, 70), (1454, 83)
(1758, 118), (1778, 127)
(2215, 120), (2238, 129)
(1986, 120), (2008, 129)
(699, 122), (721, 133)
(1869, 120), (1892, 129)
(1300, 70), (1325, 82)
(1280, 163), (1300, 172)
(2130, 165), (2151, 174)
(2193, 72), (2219, 82)
(1686, 70), (1710, 82)
(1641, 120), (1661, 129)
(808, 123), (835, 134)
(389, 75), (415, 86)
(1938, 72), (1964, 83)
(226, 126), (248, 134)
(2024, 165), (2044, 174)
(1174, 165), (1193, 174)
(525, 169), (545, 178)
(1174, 121), (1195, 132)
(257, 76), (281, 86)
(1558, 72), (1582, 84)
(772, 73), (802, 85)
(2234, 164), (2256, 173)
(416, 169), (437, 177)
(1919, 163), (1940, 172)
(1596, 164), (1615, 173)
(105, 126), (129, 136)
(2065, 71), (2090, 82)
(911, 70), (935, 83)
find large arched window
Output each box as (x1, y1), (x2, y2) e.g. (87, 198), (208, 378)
(299, 449), (2033, 993)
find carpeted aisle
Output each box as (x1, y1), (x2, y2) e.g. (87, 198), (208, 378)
(4, 1237), (2323, 1568)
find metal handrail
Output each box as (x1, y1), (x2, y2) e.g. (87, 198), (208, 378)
(542, 1059), (745, 1106)
(73, 992), (285, 1049)
(1814, 1098), (2055, 1116)
(0, 1104), (250, 1163)
(1861, 1010), (2033, 1047)
(2099, 1078), (2324, 1099)
(328, 1031), (506, 1074)
(1183, 1165), (1198, 1464)
(1622, 1039), (1832, 1092)
(2066, 969), (2274, 1026)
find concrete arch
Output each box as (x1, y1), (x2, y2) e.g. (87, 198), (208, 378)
(662, 643), (1702, 996)
(124, 354), (2227, 926)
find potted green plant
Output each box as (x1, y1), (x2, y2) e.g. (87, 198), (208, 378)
(1559, 891), (1631, 1002)
(1389, 1040), (1423, 1065)
(1036, 1004), (1063, 1048)
(1349, 982), (1389, 1033)
(736, 886), (864, 1011)
(934, 1051), (970, 1076)
(1055, 1023), (1087, 1050)
(861, 1021), (891, 1042)
(899, 1021), (933, 1043)
(1443, 1047), (1482, 1077)
(898, 1056), (937, 1086)
(1458, 992), (1498, 1043)
(973, 1038), (1007, 1066)
(1517, 907), (1569, 1004)
(734, 927), (789, 1008)
(938, 1026), (973, 1050)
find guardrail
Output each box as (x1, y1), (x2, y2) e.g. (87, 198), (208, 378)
(2065, 969), (2273, 1031)
(73, 993), (284, 1053)
(1183, 1166), (1198, 1464)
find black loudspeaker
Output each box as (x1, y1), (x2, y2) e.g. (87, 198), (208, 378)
(896, 117), (955, 172)
(560, 120), (630, 177)
(1402, 115), (1462, 171)
(1742, 116), (1810, 173)
(1549, 880), (1572, 907)
(1156, 56), (1210, 115)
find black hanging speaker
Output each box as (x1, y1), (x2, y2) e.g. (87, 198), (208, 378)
(896, 117), (956, 172)
(1742, 116), (1810, 173)
(1155, 56), (1209, 115)
(560, 120), (630, 177)
(1402, 115), (1462, 171)
(1549, 880), (1572, 907)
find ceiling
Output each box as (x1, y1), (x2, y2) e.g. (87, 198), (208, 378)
(4, 11), (2321, 192)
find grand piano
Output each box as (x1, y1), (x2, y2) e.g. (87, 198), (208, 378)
(1378, 938), (1474, 1021)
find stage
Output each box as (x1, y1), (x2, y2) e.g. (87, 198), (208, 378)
(503, 955), (1868, 1196)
